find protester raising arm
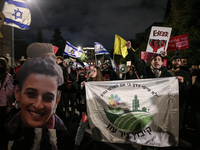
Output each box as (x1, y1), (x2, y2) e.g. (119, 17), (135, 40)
(126, 41), (146, 78)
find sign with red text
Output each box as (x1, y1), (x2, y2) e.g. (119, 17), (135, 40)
(168, 34), (189, 51)
(146, 26), (172, 53)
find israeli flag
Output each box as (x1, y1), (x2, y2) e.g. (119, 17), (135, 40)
(110, 57), (117, 71)
(77, 62), (83, 68)
(83, 62), (89, 67)
(64, 41), (83, 59)
(94, 42), (110, 55)
(2, 0), (31, 29)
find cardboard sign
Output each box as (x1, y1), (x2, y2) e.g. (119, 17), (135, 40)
(146, 26), (172, 53)
(126, 61), (131, 66)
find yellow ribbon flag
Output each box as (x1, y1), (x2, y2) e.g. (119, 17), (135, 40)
(114, 34), (135, 58)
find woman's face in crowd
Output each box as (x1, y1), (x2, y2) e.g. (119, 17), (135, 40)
(15, 73), (60, 128)
(91, 68), (97, 78)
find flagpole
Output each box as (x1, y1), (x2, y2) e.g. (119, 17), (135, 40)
(113, 52), (115, 64)
(95, 54), (97, 66)
(11, 26), (14, 66)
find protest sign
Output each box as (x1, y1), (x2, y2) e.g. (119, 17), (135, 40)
(146, 26), (172, 53)
(168, 34), (189, 51)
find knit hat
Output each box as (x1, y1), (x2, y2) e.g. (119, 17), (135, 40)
(171, 55), (181, 62)
(27, 43), (54, 58)
(104, 62), (110, 66)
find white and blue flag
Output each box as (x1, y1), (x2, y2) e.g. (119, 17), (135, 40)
(64, 41), (83, 59)
(2, 0), (31, 29)
(110, 57), (117, 71)
(83, 62), (89, 67)
(94, 42), (109, 55)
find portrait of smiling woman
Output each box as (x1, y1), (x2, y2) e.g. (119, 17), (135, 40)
(8, 55), (66, 130)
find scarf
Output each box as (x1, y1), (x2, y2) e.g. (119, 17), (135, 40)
(150, 65), (162, 78)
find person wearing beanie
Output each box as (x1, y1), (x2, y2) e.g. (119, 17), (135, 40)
(168, 55), (192, 136)
(101, 62), (117, 80)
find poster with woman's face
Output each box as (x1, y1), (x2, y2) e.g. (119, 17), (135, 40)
(8, 44), (67, 130)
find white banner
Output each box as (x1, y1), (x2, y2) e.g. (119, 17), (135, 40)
(85, 77), (179, 147)
(146, 26), (172, 54)
(2, 0), (31, 29)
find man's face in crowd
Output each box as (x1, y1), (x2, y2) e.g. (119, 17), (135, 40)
(104, 64), (109, 70)
(172, 58), (181, 69)
(151, 56), (163, 69)
(181, 58), (188, 67)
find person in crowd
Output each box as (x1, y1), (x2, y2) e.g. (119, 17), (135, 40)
(126, 41), (184, 149)
(0, 55), (15, 78)
(126, 66), (139, 79)
(180, 57), (192, 78)
(181, 57), (189, 68)
(190, 69), (200, 150)
(101, 62), (116, 80)
(126, 41), (179, 79)
(8, 55), (66, 130)
(62, 59), (77, 121)
(74, 66), (104, 150)
(76, 71), (86, 118)
(0, 57), (14, 145)
(168, 55), (192, 136)
(15, 58), (26, 74)
(56, 56), (64, 67)
(83, 65), (90, 79)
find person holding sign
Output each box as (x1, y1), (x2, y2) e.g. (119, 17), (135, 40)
(74, 66), (104, 150)
(126, 41), (184, 82)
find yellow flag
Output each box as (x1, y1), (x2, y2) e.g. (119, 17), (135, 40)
(114, 34), (135, 58)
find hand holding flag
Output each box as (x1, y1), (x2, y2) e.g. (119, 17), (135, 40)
(114, 34), (135, 58)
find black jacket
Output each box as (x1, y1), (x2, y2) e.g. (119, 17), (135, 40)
(127, 48), (173, 78)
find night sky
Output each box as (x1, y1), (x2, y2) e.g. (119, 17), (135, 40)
(14, 0), (168, 51)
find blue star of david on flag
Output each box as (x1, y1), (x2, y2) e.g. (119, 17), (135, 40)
(13, 8), (23, 19)
(64, 41), (83, 59)
(2, 0), (31, 30)
(71, 49), (75, 55)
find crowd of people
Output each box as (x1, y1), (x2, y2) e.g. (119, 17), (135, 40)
(0, 41), (199, 150)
